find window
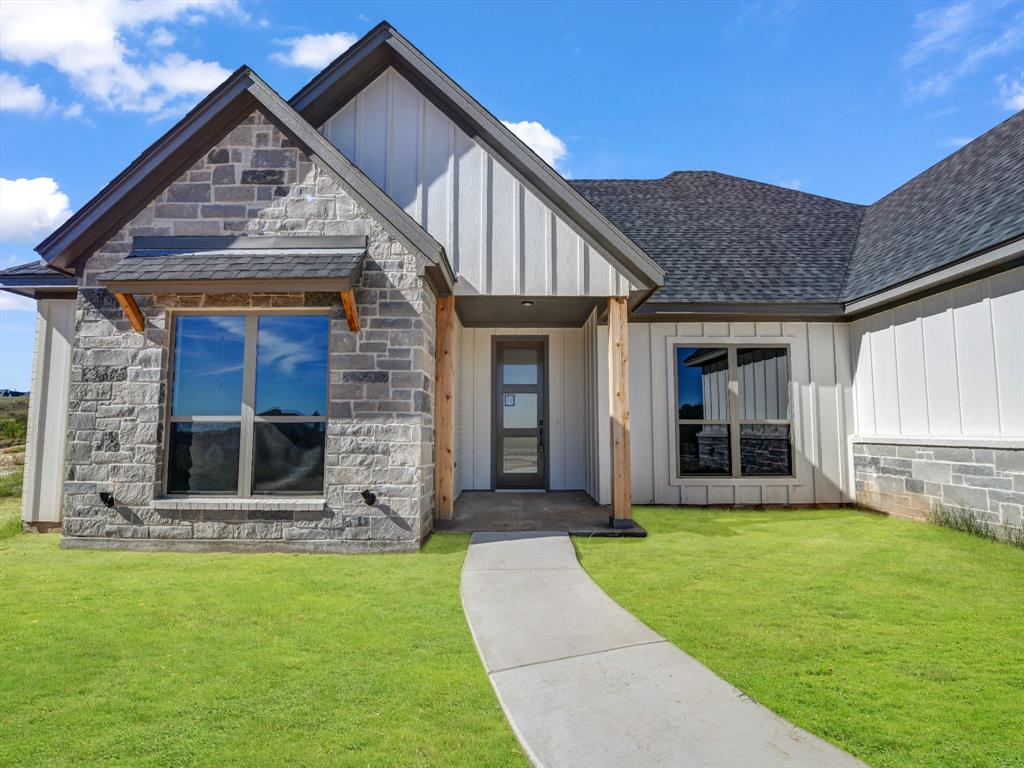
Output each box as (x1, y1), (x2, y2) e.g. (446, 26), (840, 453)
(675, 345), (792, 477)
(167, 313), (329, 495)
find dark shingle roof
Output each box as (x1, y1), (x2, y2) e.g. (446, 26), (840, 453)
(0, 261), (73, 279)
(99, 236), (365, 289)
(840, 110), (1024, 301)
(571, 172), (864, 304)
(572, 112), (1023, 306)
(0, 261), (76, 297)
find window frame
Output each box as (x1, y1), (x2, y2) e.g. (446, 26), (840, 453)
(673, 343), (795, 479)
(163, 308), (331, 497)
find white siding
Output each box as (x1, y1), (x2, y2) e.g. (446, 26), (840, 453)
(619, 321), (854, 507)
(457, 327), (588, 492)
(21, 299), (74, 524)
(849, 267), (1024, 439)
(321, 68), (634, 297)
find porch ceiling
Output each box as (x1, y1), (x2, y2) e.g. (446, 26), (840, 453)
(456, 295), (603, 327)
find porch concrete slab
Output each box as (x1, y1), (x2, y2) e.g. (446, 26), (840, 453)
(461, 532), (867, 768)
(451, 491), (646, 537)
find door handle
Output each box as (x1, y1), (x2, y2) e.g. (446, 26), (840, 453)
(539, 419), (544, 452)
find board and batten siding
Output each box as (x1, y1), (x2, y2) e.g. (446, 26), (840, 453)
(21, 298), (75, 526)
(456, 326), (588, 493)
(619, 321), (855, 507)
(320, 67), (634, 297)
(850, 267), (1024, 439)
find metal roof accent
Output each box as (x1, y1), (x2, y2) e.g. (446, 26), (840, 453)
(99, 236), (366, 295)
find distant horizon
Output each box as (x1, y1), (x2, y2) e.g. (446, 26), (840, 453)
(2, 0), (1022, 390)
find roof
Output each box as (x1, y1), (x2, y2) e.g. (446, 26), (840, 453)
(571, 172), (865, 304)
(574, 110), (1023, 307)
(0, 261), (76, 298)
(290, 21), (665, 294)
(34, 66), (453, 294)
(99, 236), (365, 294)
(841, 110), (1024, 301)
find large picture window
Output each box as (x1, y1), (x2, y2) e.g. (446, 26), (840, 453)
(167, 313), (329, 496)
(675, 345), (792, 478)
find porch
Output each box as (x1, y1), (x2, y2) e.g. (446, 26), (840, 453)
(448, 491), (646, 536)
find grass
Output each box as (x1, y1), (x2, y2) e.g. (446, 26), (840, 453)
(0, 534), (526, 768)
(576, 508), (1024, 768)
(0, 497), (20, 539)
(926, 503), (1024, 547)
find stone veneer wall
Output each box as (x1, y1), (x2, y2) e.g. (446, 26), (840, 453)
(854, 442), (1024, 535)
(61, 111), (437, 553)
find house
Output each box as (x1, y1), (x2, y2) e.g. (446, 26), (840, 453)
(2, 22), (1021, 552)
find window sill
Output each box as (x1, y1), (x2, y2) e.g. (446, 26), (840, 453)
(152, 497), (327, 513)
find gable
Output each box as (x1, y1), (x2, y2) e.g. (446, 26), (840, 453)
(35, 67), (452, 294)
(292, 24), (663, 299)
(320, 67), (636, 298)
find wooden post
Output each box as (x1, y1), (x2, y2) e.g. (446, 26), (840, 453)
(608, 296), (632, 526)
(113, 293), (145, 332)
(434, 294), (456, 525)
(339, 289), (360, 332)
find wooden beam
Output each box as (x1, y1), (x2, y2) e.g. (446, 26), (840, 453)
(113, 292), (145, 332)
(339, 289), (360, 332)
(433, 294), (456, 524)
(608, 296), (632, 525)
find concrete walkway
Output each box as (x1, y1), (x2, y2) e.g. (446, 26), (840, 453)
(460, 532), (867, 768)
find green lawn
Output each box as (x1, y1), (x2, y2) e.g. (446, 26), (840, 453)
(0, 496), (20, 539)
(0, 533), (526, 768)
(576, 508), (1024, 768)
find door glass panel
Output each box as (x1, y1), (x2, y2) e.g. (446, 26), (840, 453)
(503, 348), (538, 384)
(503, 437), (539, 474)
(676, 347), (729, 419)
(503, 392), (538, 428)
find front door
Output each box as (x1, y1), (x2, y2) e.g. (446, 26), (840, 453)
(494, 339), (546, 489)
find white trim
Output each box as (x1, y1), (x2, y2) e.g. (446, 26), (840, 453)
(850, 434), (1024, 450)
(152, 496), (326, 512)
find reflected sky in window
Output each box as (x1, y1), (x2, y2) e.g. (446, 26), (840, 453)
(172, 316), (245, 416)
(255, 315), (329, 416)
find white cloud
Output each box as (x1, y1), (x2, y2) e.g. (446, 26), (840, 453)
(997, 74), (1024, 111)
(0, 0), (241, 115)
(0, 72), (50, 113)
(0, 177), (72, 242)
(780, 179), (803, 190)
(271, 32), (358, 69)
(151, 27), (176, 47)
(501, 120), (569, 172)
(63, 102), (84, 118)
(902, 2), (1024, 100)
(0, 292), (35, 312)
(942, 136), (972, 148)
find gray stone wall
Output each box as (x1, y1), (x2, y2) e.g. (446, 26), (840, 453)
(854, 442), (1024, 535)
(62, 111), (437, 553)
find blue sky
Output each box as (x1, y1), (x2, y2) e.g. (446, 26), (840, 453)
(1, 0), (1022, 390)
